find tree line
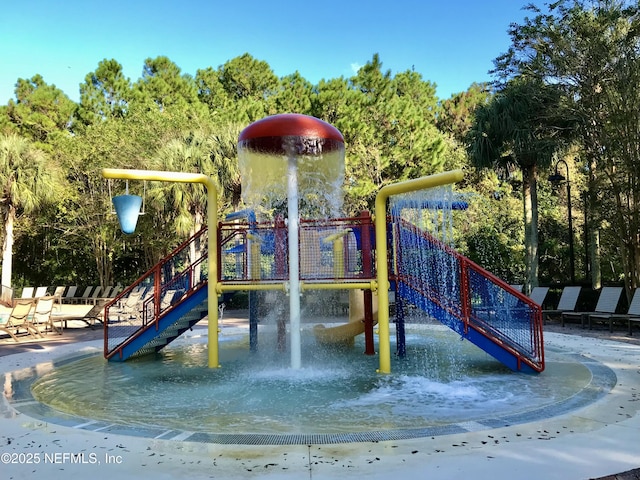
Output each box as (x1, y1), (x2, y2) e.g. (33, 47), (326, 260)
(0, 0), (638, 303)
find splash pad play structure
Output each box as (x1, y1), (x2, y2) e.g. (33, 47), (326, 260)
(26, 113), (546, 443)
(101, 114), (543, 375)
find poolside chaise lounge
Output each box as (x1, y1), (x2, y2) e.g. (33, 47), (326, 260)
(140, 289), (178, 322)
(588, 287), (640, 334)
(33, 286), (48, 298)
(19, 286), (34, 299)
(51, 286), (66, 302)
(71, 286), (95, 304)
(0, 298), (39, 341)
(109, 285), (123, 298)
(98, 286), (113, 299)
(50, 300), (108, 330)
(542, 286), (581, 324)
(529, 286), (549, 306)
(59, 285), (78, 303)
(109, 288), (146, 322)
(86, 286), (103, 304)
(561, 286), (623, 328)
(30, 295), (59, 335)
(100, 286), (123, 302)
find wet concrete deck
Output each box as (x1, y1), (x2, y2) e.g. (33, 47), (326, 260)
(1, 310), (639, 479)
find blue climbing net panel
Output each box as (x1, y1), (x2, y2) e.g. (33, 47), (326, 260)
(390, 190), (544, 372)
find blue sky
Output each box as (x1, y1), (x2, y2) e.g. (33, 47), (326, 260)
(0, 0), (531, 104)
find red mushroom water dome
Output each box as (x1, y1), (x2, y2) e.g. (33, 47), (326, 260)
(238, 113), (344, 153)
(237, 114), (346, 217)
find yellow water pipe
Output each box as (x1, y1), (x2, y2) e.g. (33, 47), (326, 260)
(300, 281), (376, 291)
(374, 169), (464, 374)
(217, 283), (289, 292)
(218, 281), (376, 292)
(102, 168), (221, 368)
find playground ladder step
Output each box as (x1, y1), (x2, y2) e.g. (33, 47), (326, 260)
(137, 319), (198, 350)
(107, 287), (209, 361)
(130, 347), (158, 359)
(140, 338), (169, 349)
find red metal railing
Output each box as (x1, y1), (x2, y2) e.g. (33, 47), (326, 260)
(104, 228), (208, 359)
(218, 211), (375, 283)
(393, 218), (544, 372)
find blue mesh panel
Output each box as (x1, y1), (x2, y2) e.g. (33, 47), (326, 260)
(393, 218), (543, 371)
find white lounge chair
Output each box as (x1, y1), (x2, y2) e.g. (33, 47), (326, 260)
(110, 288), (146, 322)
(529, 287), (549, 307)
(0, 299), (38, 341)
(34, 286), (48, 298)
(60, 286), (78, 303)
(20, 287), (34, 299)
(86, 286), (103, 304)
(31, 295), (59, 334)
(72, 286), (95, 304)
(542, 286), (581, 324)
(562, 287), (622, 328)
(590, 287), (640, 333)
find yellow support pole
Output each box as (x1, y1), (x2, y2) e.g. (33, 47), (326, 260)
(102, 168), (221, 368)
(250, 243), (261, 279)
(322, 229), (351, 279)
(374, 169), (464, 374)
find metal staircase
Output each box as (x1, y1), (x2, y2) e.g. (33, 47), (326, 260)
(392, 219), (544, 373)
(104, 228), (209, 361)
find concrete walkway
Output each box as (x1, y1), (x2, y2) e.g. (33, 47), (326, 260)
(1, 312), (639, 479)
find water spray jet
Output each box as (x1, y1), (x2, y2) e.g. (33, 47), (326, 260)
(238, 114), (345, 369)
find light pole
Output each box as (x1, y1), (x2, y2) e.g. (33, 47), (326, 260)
(549, 159), (576, 284)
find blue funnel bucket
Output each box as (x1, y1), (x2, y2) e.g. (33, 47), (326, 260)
(112, 194), (143, 234)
